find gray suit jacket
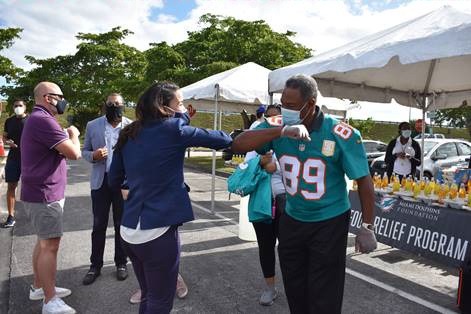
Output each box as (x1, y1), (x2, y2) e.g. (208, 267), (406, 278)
(82, 115), (132, 190)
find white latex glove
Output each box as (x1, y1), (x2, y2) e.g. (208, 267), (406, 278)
(355, 226), (378, 253)
(281, 125), (311, 141)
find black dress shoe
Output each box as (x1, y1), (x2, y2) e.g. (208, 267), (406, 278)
(117, 265), (128, 281)
(82, 268), (101, 285)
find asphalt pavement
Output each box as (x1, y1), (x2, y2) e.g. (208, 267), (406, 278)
(0, 158), (462, 314)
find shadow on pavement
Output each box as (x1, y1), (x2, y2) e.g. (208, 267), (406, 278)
(346, 257), (458, 311)
(371, 249), (458, 276)
(8, 241), (288, 313)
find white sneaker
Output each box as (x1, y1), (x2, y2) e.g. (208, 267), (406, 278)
(30, 285), (72, 300)
(42, 296), (76, 314)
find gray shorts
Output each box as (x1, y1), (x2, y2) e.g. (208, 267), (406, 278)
(24, 199), (65, 239)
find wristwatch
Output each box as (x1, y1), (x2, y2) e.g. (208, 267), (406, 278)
(362, 222), (374, 231)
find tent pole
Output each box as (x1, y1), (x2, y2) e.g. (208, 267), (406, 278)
(219, 109), (222, 131)
(420, 97), (426, 180)
(211, 84), (219, 214)
(269, 93), (273, 105)
(419, 59), (436, 180)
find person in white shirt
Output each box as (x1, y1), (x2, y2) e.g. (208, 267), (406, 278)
(249, 105), (267, 130)
(245, 104), (286, 306)
(385, 122), (421, 181)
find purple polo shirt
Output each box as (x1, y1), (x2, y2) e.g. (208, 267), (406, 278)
(20, 106), (68, 203)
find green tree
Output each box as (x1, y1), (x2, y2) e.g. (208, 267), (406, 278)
(0, 27), (22, 83)
(143, 42), (186, 85)
(348, 117), (375, 139)
(433, 101), (471, 137)
(72, 27), (146, 109)
(3, 15), (314, 128)
(174, 14), (311, 72)
(3, 27), (146, 130)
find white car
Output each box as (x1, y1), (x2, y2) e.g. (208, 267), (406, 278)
(414, 133), (445, 139)
(370, 139), (471, 179)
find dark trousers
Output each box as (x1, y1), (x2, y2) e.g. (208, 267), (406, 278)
(90, 173), (127, 268)
(123, 227), (180, 314)
(252, 193), (285, 278)
(278, 210), (350, 314)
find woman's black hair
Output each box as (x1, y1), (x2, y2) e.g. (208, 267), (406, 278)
(115, 82), (179, 150)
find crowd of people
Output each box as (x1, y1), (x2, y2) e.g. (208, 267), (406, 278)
(2, 75), (377, 314)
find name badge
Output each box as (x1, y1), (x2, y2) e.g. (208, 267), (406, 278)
(322, 140), (336, 157)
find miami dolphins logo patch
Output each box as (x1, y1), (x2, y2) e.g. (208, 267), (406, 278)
(376, 196), (397, 212)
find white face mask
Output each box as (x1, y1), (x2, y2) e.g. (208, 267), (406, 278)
(401, 130), (411, 138)
(14, 106), (25, 116)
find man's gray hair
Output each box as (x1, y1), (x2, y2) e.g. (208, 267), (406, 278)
(285, 74), (318, 102)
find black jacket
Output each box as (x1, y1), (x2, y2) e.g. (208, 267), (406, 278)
(385, 137), (421, 178)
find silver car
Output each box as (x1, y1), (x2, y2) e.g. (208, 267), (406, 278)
(370, 139), (471, 179)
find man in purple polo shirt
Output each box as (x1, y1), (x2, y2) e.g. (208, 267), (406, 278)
(21, 82), (81, 314)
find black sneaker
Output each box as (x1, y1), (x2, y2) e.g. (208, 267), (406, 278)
(116, 265), (128, 281)
(82, 267), (101, 285)
(3, 215), (15, 228)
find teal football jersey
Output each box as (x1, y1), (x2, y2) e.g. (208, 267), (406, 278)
(256, 113), (369, 222)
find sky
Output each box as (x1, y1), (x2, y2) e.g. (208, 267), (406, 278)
(1, 0), (470, 122)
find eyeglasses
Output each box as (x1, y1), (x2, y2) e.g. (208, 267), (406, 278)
(44, 93), (64, 100)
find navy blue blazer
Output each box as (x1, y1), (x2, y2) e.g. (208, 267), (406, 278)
(108, 117), (232, 229)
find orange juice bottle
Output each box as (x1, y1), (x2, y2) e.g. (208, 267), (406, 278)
(392, 177), (401, 192)
(449, 183), (458, 200)
(424, 179), (432, 196)
(433, 180), (440, 195)
(458, 183), (467, 199)
(401, 176), (407, 188)
(381, 173), (389, 189)
(419, 179), (426, 191)
(373, 173), (380, 189)
(444, 181), (450, 196)
(438, 183), (447, 203)
(405, 176), (413, 192)
(413, 180), (421, 198)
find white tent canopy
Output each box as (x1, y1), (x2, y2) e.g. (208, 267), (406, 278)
(268, 6), (471, 111)
(181, 62), (277, 114)
(181, 62), (279, 212)
(181, 61), (350, 116)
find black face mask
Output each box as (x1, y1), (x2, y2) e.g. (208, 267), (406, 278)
(106, 106), (123, 123)
(55, 99), (68, 115)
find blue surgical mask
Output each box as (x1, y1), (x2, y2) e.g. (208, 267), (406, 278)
(174, 110), (190, 125)
(401, 130), (411, 138)
(281, 103), (308, 125)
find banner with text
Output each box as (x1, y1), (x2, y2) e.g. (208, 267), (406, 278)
(349, 191), (471, 267)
